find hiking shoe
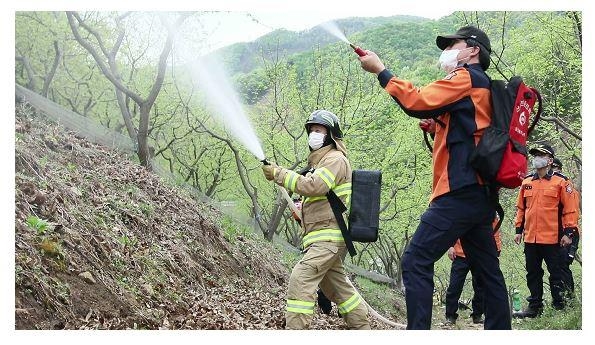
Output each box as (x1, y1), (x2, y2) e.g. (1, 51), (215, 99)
(317, 289), (332, 315)
(445, 315), (457, 325)
(513, 307), (543, 318)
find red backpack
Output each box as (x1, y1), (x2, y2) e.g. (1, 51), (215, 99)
(469, 76), (543, 189)
(469, 76), (542, 230)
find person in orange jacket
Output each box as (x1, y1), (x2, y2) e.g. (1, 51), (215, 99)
(445, 217), (502, 325)
(513, 144), (581, 318)
(359, 25), (511, 330)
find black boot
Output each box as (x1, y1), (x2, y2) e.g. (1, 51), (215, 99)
(471, 314), (484, 324)
(513, 306), (543, 318)
(317, 289), (332, 315)
(445, 314), (457, 325)
(552, 301), (565, 310)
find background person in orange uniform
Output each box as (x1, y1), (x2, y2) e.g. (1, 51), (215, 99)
(513, 144), (580, 318)
(359, 25), (511, 330)
(444, 217), (502, 325)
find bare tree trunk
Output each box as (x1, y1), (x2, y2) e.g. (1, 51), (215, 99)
(66, 11), (190, 170)
(115, 89), (137, 141)
(15, 55), (37, 91)
(137, 103), (152, 168)
(265, 192), (288, 241)
(569, 11), (582, 51)
(41, 41), (62, 98)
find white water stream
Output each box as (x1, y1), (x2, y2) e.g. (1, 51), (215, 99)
(191, 55), (265, 161)
(319, 20), (350, 44)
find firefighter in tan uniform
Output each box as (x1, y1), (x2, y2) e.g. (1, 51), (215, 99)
(262, 110), (370, 330)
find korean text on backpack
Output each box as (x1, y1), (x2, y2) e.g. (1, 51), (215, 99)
(470, 76), (542, 232)
(327, 170), (381, 257)
(470, 76), (542, 189)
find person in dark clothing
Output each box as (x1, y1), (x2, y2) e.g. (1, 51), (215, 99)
(445, 221), (502, 325)
(358, 25), (511, 330)
(551, 157), (580, 299)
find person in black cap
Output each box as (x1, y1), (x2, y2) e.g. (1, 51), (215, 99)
(513, 144), (581, 317)
(357, 26), (511, 330)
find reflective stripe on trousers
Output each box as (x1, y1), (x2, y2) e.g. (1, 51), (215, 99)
(286, 299), (315, 314)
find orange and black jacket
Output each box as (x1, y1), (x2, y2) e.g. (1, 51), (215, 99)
(514, 170), (580, 244)
(378, 63), (491, 202)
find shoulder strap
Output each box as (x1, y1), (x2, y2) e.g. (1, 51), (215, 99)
(326, 190), (357, 257)
(423, 131), (433, 153)
(527, 87), (543, 135)
(486, 185), (504, 233)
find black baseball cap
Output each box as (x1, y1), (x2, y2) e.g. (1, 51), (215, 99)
(552, 158), (563, 169)
(529, 144), (555, 157)
(436, 25), (492, 52)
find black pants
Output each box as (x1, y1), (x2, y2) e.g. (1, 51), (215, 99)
(401, 184), (511, 330)
(445, 256), (484, 320)
(558, 245), (575, 296)
(524, 243), (564, 309)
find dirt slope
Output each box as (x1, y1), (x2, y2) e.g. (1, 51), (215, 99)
(13, 102), (396, 330)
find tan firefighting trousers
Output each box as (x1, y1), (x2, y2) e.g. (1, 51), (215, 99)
(285, 241), (370, 329)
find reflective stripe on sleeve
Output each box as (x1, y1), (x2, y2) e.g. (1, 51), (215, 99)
(314, 167), (336, 189)
(333, 183), (351, 197)
(303, 182), (351, 204)
(283, 171), (300, 192)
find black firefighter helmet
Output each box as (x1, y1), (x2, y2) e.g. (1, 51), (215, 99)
(305, 110), (343, 140)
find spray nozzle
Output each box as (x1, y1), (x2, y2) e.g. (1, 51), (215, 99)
(350, 43), (366, 57)
(261, 159), (270, 165)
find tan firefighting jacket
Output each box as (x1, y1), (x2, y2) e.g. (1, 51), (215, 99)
(272, 141), (351, 249)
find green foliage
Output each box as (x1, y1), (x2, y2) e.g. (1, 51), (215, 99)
(513, 300), (582, 330)
(26, 216), (50, 235)
(220, 214), (253, 243)
(277, 245), (301, 271)
(354, 276), (406, 320)
(117, 235), (138, 248)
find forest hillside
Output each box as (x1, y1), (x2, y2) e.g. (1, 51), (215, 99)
(13, 10), (583, 331)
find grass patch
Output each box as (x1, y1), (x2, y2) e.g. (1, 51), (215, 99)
(219, 214), (253, 243)
(513, 299), (582, 330)
(354, 276), (405, 320)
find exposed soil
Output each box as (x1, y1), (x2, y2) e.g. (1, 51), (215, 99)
(13, 102), (400, 330)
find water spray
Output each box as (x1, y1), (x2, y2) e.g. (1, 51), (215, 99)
(320, 20), (367, 57)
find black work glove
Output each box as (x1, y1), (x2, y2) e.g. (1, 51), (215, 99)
(567, 236), (580, 265)
(317, 289), (332, 315)
(566, 254), (575, 265)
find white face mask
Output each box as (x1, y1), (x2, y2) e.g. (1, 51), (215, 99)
(438, 47), (472, 73)
(532, 156), (550, 169)
(308, 132), (326, 150)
